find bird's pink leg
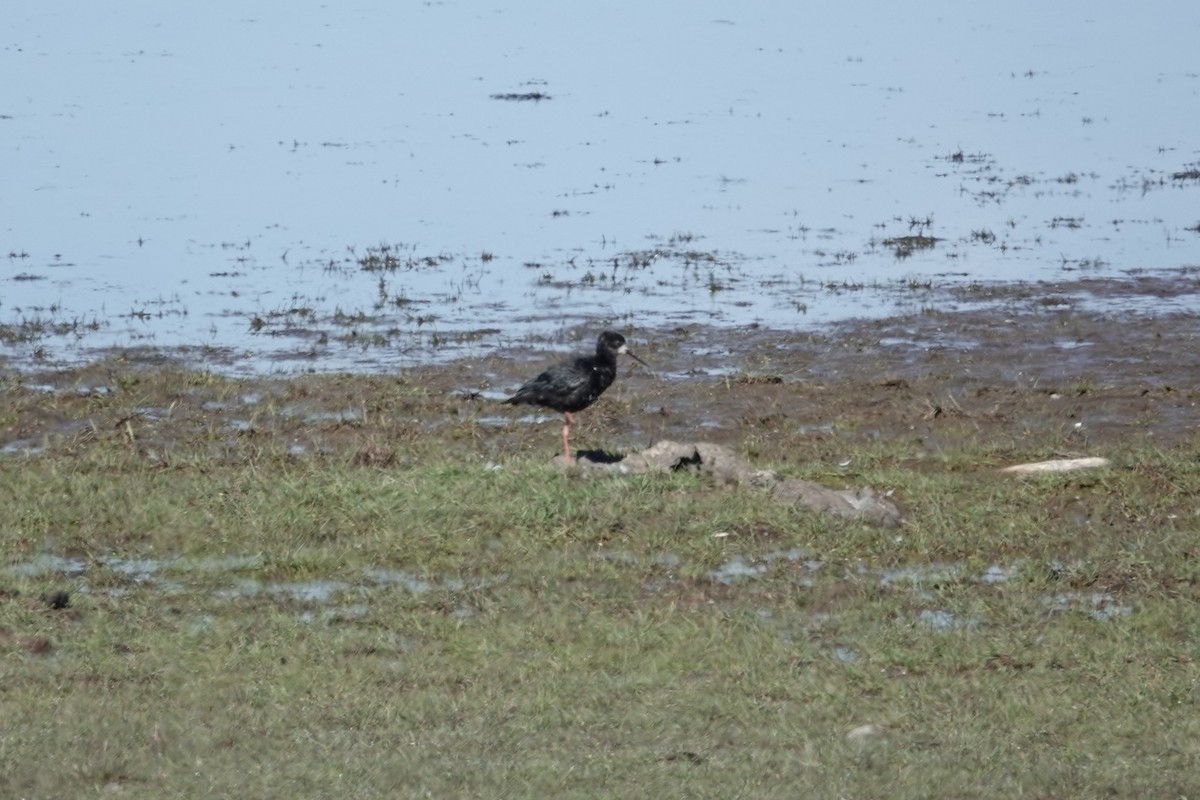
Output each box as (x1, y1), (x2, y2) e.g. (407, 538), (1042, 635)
(561, 411), (575, 462)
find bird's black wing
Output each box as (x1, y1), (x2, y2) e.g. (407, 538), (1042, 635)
(506, 356), (594, 410)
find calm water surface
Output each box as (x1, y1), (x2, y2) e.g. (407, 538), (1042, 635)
(3, 1), (1198, 372)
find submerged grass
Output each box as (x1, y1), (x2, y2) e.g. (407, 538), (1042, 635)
(2, 362), (1199, 798)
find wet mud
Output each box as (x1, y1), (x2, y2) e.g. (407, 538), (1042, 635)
(3, 278), (1196, 467)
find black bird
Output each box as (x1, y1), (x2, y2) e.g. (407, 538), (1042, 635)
(504, 331), (648, 463)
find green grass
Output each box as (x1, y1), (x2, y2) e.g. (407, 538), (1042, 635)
(2, 366), (1199, 798)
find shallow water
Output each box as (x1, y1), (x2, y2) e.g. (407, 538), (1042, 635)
(4, 2), (1198, 372)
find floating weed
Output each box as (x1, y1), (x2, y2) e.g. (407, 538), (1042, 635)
(882, 234), (940, 258)
(490, 91), (551, 102)
(970, 228), (997, 244)
(1171, 164), (1200, 181)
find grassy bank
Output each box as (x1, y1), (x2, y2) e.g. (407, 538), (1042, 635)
(1, 359), (1198, 798)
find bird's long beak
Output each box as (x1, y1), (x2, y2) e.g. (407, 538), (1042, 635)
(619, 345), (652, 372)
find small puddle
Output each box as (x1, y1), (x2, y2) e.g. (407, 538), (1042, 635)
(1, 438), (46, 457)
(102, 556), (174, 584)
(268, 579), (350, 603)
(916, 608), (980, 631)
(473, 389), (511, 403)
(4, 554), (87, 577)
(283, 407), (363, 425)
(475, 414), (520, 428)
(1043, 591), (1132, 622)
(710, 557), (768, 585)
(833, 646), (860, 664)
(978, 563), (1019, 585)
(875, 562), (962, 589)
(709, 548), (821, 586)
